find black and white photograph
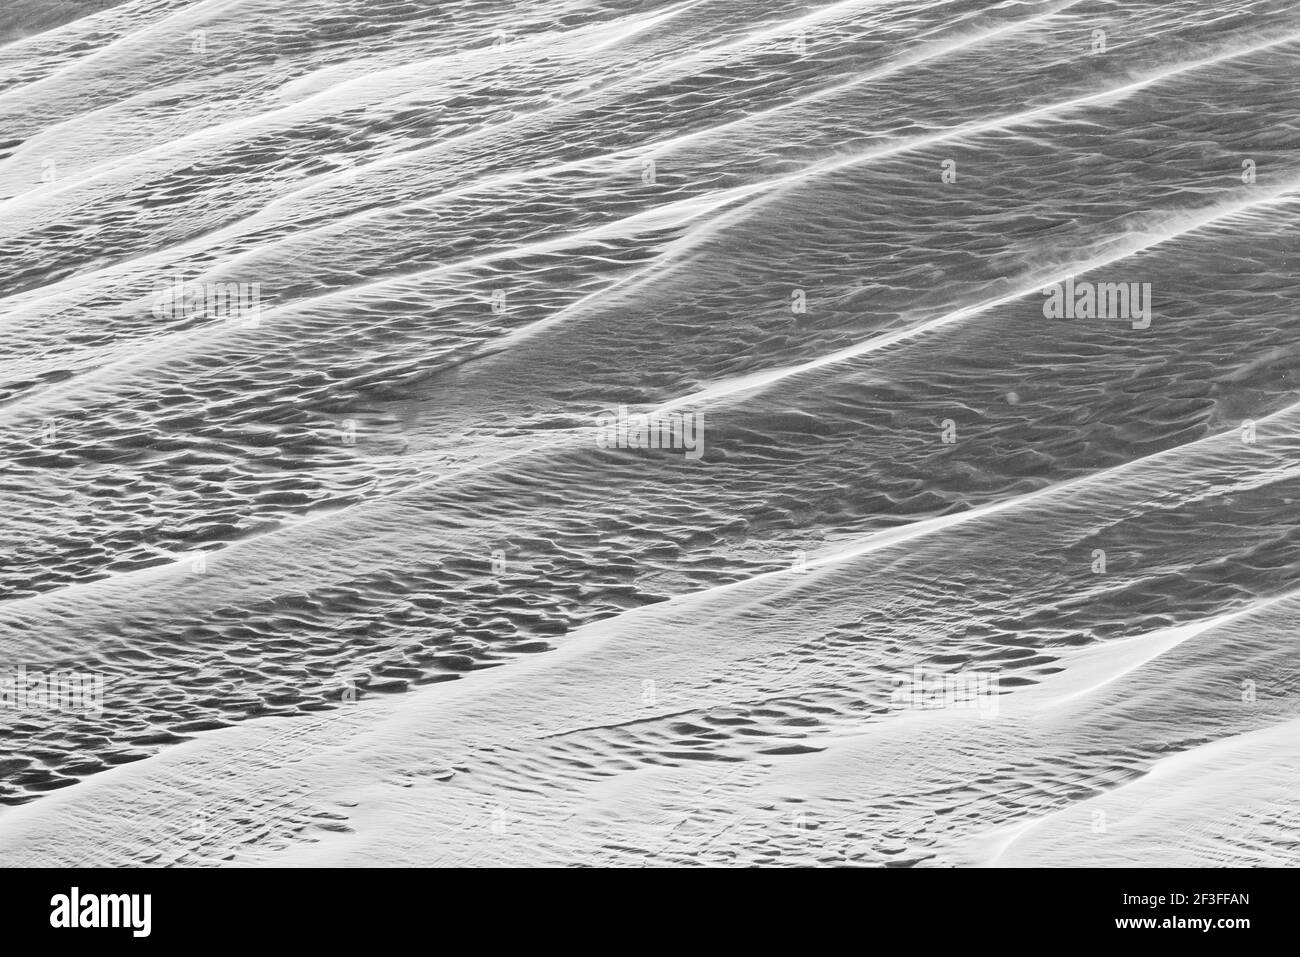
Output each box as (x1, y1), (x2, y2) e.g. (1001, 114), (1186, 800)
(0, 0), (1293, 928)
